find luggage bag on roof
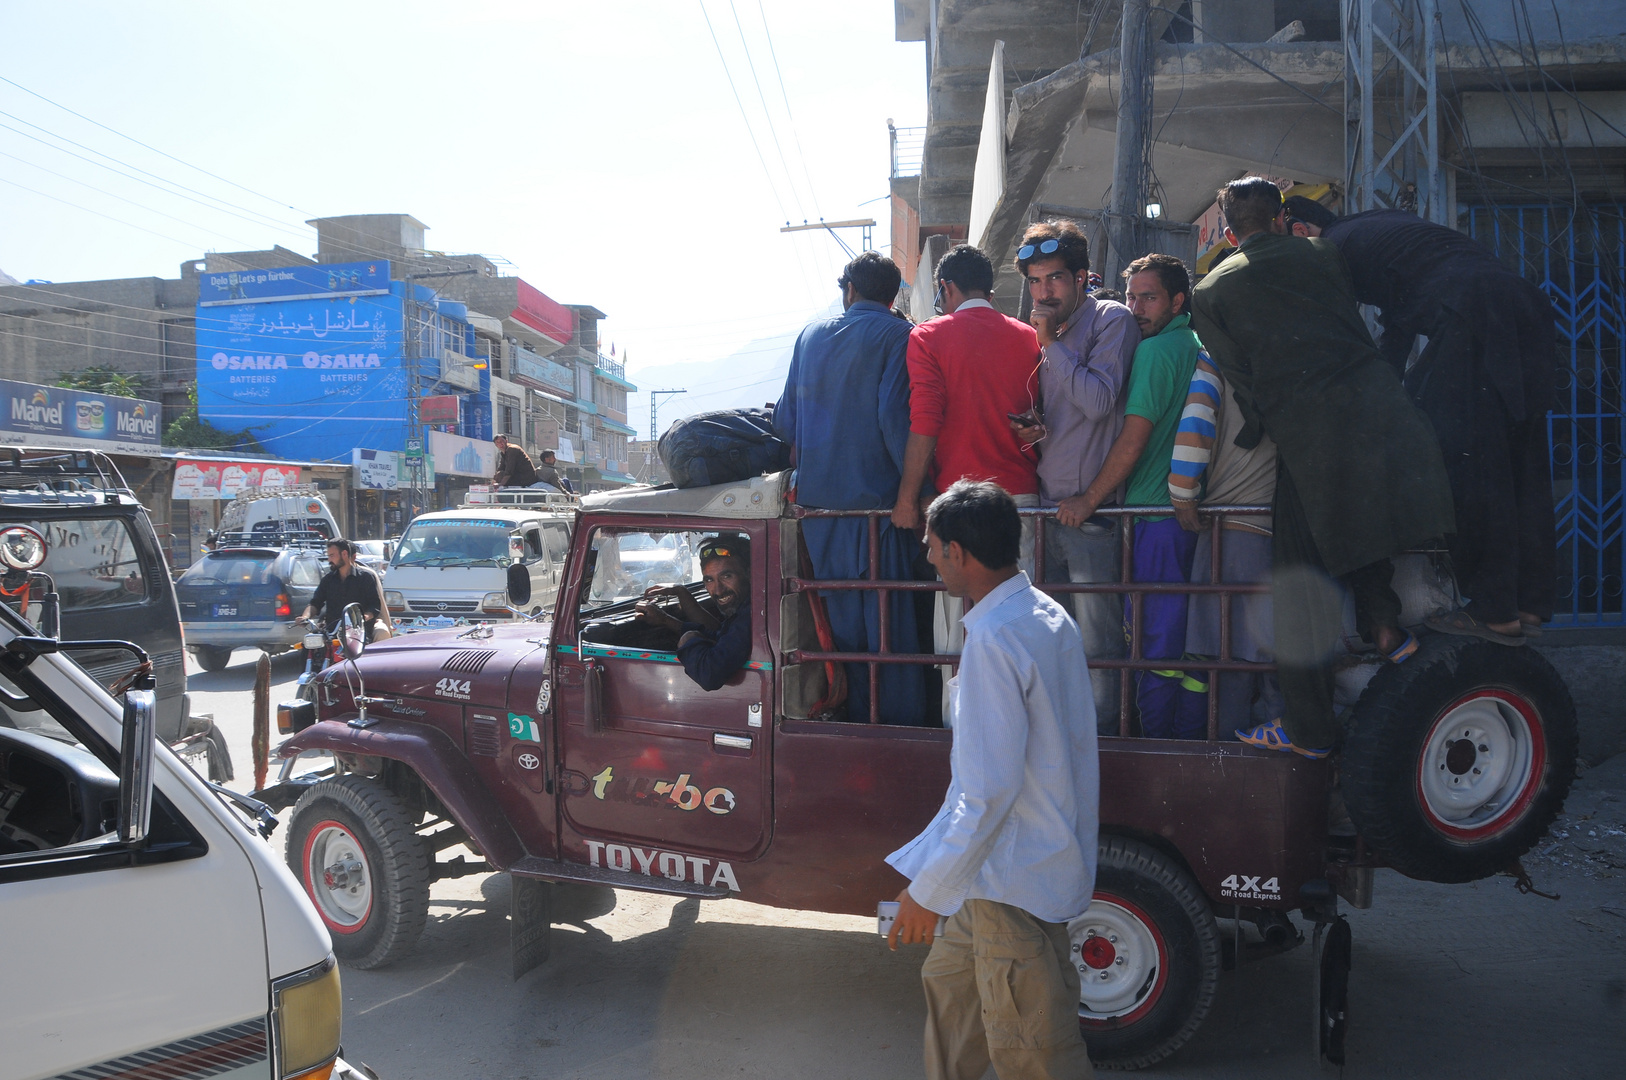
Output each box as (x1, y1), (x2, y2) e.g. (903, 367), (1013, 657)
(658, 407), (790, 489)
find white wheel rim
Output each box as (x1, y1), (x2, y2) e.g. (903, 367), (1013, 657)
(305, 822), (373, 930)
(1072, 897), (1166, 1021)
(1416, 690), (1544, 839)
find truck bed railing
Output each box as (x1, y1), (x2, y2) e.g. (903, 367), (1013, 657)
(787, 505), (1274, 739)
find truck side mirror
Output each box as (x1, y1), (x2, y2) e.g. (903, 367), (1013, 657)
(118, 688), (157, 844)
(507, 562), (532, 607)
(340, 603), (367, 660)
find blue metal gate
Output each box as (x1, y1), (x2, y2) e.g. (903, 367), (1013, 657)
(1463, 203), (1626, 626)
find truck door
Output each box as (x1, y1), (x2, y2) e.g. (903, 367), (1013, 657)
(553, 521), (770, 882)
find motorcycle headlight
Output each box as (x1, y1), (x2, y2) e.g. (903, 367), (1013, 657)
(271, 956), (341, 1080)
(302, 632), (326, 650)
(384, 590), (404, 608)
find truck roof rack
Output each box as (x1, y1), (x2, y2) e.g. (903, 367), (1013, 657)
(207, 529), (332, 551)
(222, 482), (325, 504)
(0, 446), (135, 505)
(461, 488), (579, 510)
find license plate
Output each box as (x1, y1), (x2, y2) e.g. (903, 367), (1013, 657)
(213, 604), (238, 617)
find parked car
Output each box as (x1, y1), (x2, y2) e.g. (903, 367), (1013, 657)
(353, 539), (392, 576)
(176, 540), (328, 670)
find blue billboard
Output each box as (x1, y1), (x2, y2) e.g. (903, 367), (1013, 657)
(0, 379), (162, 454)
(195, 291), (409, 462)
(198, 259), (391, 306)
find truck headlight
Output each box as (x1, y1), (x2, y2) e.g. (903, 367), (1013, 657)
(481, 590), (508, 612)
(384, 590), (404, 608)
(272, 956), (341, 1080)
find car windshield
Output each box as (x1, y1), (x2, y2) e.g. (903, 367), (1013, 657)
(392, 520), (512, 567)
(582, 529), (707, 608)
(180, 553), (277, 586)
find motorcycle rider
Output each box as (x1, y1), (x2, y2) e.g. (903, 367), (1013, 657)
(301, 538), (391, 641)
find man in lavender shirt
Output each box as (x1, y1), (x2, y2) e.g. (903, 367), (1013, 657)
(1011, 221), (1140, 733)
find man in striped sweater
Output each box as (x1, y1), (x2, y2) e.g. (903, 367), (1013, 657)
(1168, 354), (1281, 736)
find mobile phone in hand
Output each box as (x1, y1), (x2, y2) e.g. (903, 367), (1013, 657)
(1008, 411), (1039, 425)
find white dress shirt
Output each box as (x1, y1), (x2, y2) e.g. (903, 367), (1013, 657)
(887, 571), (1100, 923)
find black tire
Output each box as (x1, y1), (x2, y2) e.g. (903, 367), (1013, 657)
(192, 645), (232, 672)
(1341, 634), (1578, 884)
(1077, 837), (1221, 1070)
(285, 776), (431, 969)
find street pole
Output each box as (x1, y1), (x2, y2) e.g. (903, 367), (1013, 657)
(649, 388), (687, 441)
(1107, 0), (1152, 283)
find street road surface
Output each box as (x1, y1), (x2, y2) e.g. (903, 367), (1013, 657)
(190, 649), (1626, 1079)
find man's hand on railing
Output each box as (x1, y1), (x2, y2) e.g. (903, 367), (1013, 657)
(890, 495), (923, 532)
(1056, 493), (1100, 529)
(1172, 499), (1203, 533)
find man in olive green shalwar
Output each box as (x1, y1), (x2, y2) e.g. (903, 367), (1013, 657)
(1190, 178), (1455, 756)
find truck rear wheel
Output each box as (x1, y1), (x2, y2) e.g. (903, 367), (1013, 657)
(1341, 635), (1577, 883)
(192, 645), (232, 672)
(1075, 837), (1221, 1070)
(286, 776), (431, 969)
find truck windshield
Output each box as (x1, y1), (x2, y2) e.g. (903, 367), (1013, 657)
(583, 529), (705, 607)
(392, 521), (512, 567)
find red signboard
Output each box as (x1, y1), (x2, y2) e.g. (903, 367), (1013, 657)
(512, 280), (574, 345)
(420, 394), (461, 425)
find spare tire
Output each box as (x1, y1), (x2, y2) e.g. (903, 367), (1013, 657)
(1341, 634), (1577, 883)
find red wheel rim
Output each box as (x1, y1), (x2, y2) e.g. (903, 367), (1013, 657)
(301, 818), (373, 934)
(1414, 688), (1547, 841)
(1076, 891), (1170, 1028)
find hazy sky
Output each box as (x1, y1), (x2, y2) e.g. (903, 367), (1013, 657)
(0, 1), (925, 384)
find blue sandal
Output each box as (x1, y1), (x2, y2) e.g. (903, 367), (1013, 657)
(1235, 720), (1333, 760)
(1386, 631), (1419, 664)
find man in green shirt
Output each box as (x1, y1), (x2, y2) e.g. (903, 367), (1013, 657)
(1057, 253), (1205, 737)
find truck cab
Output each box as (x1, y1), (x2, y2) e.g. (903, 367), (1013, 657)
(266, 471), (1577, 1068)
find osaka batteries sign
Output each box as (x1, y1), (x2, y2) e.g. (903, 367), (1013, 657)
(0, 379), (162, 454)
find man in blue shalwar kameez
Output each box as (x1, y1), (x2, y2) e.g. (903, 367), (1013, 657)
(776, 252), (926, 725)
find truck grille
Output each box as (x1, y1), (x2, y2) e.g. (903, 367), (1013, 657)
(405, 598), (480, 614)
(442, 650), (498, 674)
(468, 713), (501, 757)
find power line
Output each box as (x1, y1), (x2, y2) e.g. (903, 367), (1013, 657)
(754, 0), (825, 222)
(727, 0), (810, 218)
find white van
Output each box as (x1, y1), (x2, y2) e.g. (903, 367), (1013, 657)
(214, 484), (341, 545)
(383, 491), (575, 624)
(0, 524), (365, 1080)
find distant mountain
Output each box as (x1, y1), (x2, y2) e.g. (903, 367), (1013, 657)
(626, 302), (838, 439)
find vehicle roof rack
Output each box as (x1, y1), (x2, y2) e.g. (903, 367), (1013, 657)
(223, 482), (325, 504)
(0, 446), (136, 505)
(461, 488), (579, 510)
(207, 529), (332, 551)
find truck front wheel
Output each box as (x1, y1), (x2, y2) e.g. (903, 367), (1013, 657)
(286, 776), (431, 969)
(1074, 837), (1221, 1070)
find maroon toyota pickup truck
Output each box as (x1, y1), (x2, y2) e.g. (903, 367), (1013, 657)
(260, 472), (1575, 1069)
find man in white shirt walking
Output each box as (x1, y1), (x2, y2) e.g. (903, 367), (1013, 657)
(886, 480), (1099, 1080)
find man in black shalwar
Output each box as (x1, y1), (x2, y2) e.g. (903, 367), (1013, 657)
(1286, 197), (1557, 644)
(1192, 179), (1456, 757)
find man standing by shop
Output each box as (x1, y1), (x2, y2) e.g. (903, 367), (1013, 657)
(492, 434), (538, 489)
(893, 246), (1042, 703)
(1192, 178), (1454, 758)
(886, 480), (1097, 1080)
(776, 251), (924, 724)
(1285, 195), (1557, 644)
(1010, 220), (1139, 733)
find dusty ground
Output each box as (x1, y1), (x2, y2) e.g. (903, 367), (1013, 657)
(192, 650), (1626, 1079)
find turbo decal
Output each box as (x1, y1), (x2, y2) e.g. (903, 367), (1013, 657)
(508, 712), (542, 741)
(587, 766), (736, 815)
(583, 840), (741, 891)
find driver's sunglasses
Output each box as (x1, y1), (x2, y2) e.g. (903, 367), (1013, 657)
(698, 542), (740, 561)
(1017, 237), (1062, 261)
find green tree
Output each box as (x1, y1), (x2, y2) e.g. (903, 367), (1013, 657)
(163, 383), (267, 453)
(55, 366), (150, 398)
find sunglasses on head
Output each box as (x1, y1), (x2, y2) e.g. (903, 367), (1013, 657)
(1017, 237), (1062, 261)
(699, 541), (742, 561)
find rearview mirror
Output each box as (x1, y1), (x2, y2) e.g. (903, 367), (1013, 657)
(507, 562), (532, 607)
(118, 688), (156, 844)
(0, 525), (47, 572)
(340, 603), (367, 660)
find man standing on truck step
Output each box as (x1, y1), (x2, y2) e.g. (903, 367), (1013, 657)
(887, 480), (1098, 1080)
(1191, 177), (1455, 758)
(1285, 194), (1557, 646)
(775, 251), (925, 725)
(302, 538), (389, 640)
(1009, 219), (1140, 734)
(892, 245), (1042, 720)
(492, 434), (538, 489)
(665, 536), (752, 692)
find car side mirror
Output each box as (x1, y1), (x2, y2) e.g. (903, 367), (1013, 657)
(340, 602), (367, 660)
(507, 562), (532, 607)
(118, 688), (157, 844)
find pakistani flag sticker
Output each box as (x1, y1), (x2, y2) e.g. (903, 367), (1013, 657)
(508, 713), (542, 743)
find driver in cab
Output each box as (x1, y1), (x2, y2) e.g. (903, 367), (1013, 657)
(635, 537), (750, 691)
(302, 538), (391, 641)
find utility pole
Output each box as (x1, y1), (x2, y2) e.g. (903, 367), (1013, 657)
(649, 388), (687, 441)
(780, 219), (876, 259)
(1344, 0), (1443, 222)
(1107, 0), (1152, 283)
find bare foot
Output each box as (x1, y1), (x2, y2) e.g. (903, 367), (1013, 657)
(1518, 612), (1543, 628)
(1372, 625), (1405, 655)
(1487, 619), (1522, 636)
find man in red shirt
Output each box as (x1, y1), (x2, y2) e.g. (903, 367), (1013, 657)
(892, 245), (1043, 721)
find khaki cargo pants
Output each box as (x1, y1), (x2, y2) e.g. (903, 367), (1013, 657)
(922, 899), (1094, 1080)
